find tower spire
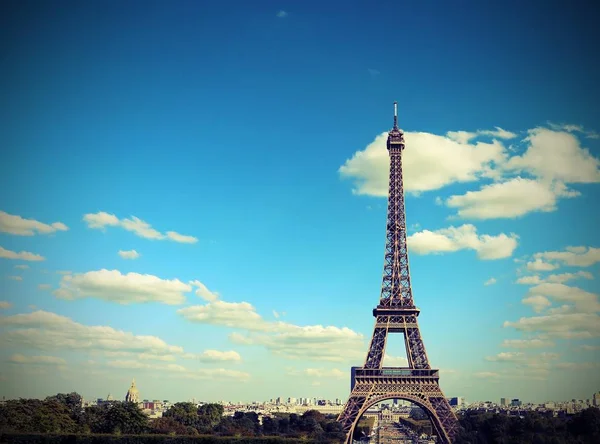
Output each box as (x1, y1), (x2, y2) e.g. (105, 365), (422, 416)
(393, 101), (398, 129)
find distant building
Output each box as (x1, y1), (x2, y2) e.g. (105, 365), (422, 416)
(500, 398), (507, 407)
(448, 397), (464, 407)
(511, 399), (522, 407)
(125, 378), (140, 403)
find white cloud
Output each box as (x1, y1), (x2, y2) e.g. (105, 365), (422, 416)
(273, 310), (280, 319)
(504, 313), (600, 339)
(0, 301), (12, 309)
(178, 300), (264, 330)
(7, 276), (22, 281)
(554, 362), (600, 370)
(516, 275), (543, 285)
(189, 280), (219, 302)
(106, 360), (181, 371)
(229, 325), (365, 362)
(106, 360), (250, 381)
(445, 178), (578, 220)
(485, 352), (526, 362)
(446, 128), (517, 143)
(184, 369), (251, 381)
(501, 338), (555, 348)
(0, 246), (45, 262)
(0, 211), (68, 236)
(8, 354), (66, 366)
(477, 127), (518, 139)
(473, 372), (501, 379)
(195, 305), (361, 363)
(548, 123), (585, 133)
(446, 131), (477, 144)
(53, 269), (190, 305)
(526, 283), (600, 313)
(287, 368), (346, 379)
(276, 10), (288, 18)
(483, 352), (564, 379)
(166, 231), (198, 244)
(531, 246), (600, 269)
(504, 128), (600, 183)
(484, 278), (497, 286)
(517, 271), (593, 285)
(0, 310), (185, 356)
(83, 212), (198, 244)
(406, 224), (518, 260)
(522, 295), (552, 313)
(339, 132), (506, 196)
(14, 265), (29, 269)
(83, 211), (120, 228)
(118, 250), (140, 260)
(197, 350), (242, 363)
(339, 125), (600, 221)
(578, 345), (600, 351)
(177, 294), (364, 361)
(526, 258), (558, 271)
(546, 305), (576, 315)
(179, 298), (365, 362)
(137, 353), (176, 362)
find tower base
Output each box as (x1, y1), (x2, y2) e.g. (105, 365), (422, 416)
(337, 368), (459, 443)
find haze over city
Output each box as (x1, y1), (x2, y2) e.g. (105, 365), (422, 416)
(1, 0), (599, 407)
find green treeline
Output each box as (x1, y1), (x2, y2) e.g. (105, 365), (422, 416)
(1, 393), (600, 443)
(455, 408), (600, 443)
(0, 393), (344, 442)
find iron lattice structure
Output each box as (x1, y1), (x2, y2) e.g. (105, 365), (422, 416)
(337, 103), (460, 444)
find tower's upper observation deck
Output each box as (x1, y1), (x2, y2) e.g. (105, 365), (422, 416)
(387, 101), (405, 150)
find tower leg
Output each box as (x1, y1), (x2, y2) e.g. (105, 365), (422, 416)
(338, 394), (367, 439)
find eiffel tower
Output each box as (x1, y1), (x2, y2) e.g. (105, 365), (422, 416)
(337, 103), (460, 444)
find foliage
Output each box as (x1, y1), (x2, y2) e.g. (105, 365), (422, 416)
(353, 416), (375, 439)
(0, 434), (309, 443)
(161, 403), (225, 435)
(0, 396), (147, 436)
(2, 392), (599, 444)
(148, 417), (189, 436)
(0, 399), (79, 434)
(455, 407), (600, 444)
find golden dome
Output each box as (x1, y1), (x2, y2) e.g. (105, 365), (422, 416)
(125, 378), (140, 402)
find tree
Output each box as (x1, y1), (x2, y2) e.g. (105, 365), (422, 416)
(232, 411), (259, 436)
(0, 398), (79, 434)
(108, 402), (149, 434)
(197, 403), (224, 432)
(262, 416), (279, 435)
(45, 393), (82, 413)
(149, 416), (189, 435)
(163, 402), (200, 430)
(215, 416), (237, 436)
(82, 401), (148, 435)
(568, 407), (600, 442)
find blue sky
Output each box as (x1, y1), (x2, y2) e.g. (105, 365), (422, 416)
(0, 0), (599, 405)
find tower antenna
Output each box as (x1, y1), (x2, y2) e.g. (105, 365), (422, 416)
(393, 101), (398, 129)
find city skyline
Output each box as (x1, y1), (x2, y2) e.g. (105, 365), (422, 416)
(1, 1), (599, 405)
